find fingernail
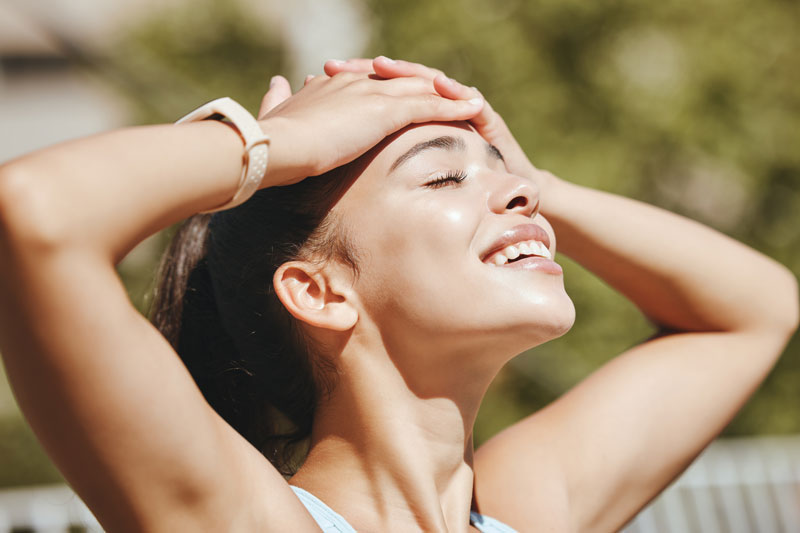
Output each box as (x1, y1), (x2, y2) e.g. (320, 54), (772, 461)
(468, 97), (484, 106)
(269, 76), (278, 88)
(329, 59), (345, 65)
(377, 55), (396, 64)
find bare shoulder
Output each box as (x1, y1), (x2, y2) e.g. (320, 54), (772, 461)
(198, 426), (323, 533)
(473, 416), (574, 533)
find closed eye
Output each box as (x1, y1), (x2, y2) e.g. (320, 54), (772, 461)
(424, 169), (468, 189)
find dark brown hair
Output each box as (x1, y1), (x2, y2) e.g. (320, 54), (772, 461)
(150, 165), (359, 475)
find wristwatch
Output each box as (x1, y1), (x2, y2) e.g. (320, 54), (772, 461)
(176, 97), (270, 212)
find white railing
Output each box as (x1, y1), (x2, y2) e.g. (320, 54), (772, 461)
(0, 484), (100, 532)
(623, 435), (800, 532)
(1, 435), (798, 532)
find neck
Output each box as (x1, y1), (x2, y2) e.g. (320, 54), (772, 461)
(291, 334), (500, 533)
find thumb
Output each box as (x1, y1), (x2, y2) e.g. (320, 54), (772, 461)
(258, 75), (292, 118)
(468, 95), (537, 178)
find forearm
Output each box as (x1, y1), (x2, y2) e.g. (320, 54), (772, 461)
(543, 178), (799, 334)
(0, 121), (249, 263)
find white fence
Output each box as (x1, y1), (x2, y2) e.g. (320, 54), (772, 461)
(0, 484), (100, 532)
(1, 435), (798, 532)
(623, 435), (800, 532)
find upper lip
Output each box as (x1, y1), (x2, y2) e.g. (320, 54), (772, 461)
(480, 223), (552, 261)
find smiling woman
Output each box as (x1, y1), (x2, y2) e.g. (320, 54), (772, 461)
(0, 57), (797, 533)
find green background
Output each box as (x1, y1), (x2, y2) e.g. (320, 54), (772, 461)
(2, 0), (798, 487)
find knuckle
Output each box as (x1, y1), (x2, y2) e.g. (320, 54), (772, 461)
(419, 93), (448, 113)
(396, 76), (431, 93)
(338, 71), (366, 84)
(368, 93), (391, 113)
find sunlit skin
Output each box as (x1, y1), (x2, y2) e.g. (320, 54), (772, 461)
(0, 57), (796, 533)
(287, 122), (575, 531)
(338, 123), (574, 373)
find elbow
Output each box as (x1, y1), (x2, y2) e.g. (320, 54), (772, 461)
(0, 163), (64, 253)
(779, 268), (800, 335)
(755, 265), (799, 341)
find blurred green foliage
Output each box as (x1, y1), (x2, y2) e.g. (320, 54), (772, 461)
(0, 417), (62, 487)
(2, 0), (799, 487)
(362, 0), (800, 440)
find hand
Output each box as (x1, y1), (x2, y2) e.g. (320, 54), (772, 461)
(253, 71), (485, 187)
(324, 57), (558, 195)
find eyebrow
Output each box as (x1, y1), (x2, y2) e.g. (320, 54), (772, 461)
(388, 135), (504, 174)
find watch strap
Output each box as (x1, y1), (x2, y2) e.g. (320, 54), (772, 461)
(176, 97), (269, 213)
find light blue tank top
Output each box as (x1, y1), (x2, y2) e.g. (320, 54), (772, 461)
(291, 485), (518, 532)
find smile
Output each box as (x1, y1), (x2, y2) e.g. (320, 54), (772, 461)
(484, 239), (552, 266)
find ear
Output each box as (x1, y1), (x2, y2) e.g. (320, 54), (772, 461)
(273, 261), (358, 331)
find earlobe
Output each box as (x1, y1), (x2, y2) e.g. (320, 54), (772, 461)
(273, 261), (358, 331)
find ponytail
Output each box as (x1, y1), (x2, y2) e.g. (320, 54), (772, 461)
(151, 214), (212, 349)
(149, 166), (358, 476)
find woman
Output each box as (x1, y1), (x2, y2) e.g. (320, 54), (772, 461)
(0, 56), (796, 532)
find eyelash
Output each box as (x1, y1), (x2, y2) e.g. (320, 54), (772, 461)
(424, 170), (468, 189)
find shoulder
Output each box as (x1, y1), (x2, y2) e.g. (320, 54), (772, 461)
(141, 429), (323, 533)
(473, 423), (575, 533)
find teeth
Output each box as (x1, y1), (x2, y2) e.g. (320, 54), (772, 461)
(536, 241), (552, 259)
(504, 245), (520, 260)
(486, 239), (553, 265)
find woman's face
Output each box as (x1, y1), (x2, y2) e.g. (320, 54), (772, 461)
(332, 122), (575, 365)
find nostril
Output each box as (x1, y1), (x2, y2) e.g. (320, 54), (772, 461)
(506, 196), (528, 210)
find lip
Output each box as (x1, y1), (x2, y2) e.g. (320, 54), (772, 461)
(480, 223), (553, 262)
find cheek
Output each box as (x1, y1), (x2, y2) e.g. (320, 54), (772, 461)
(348, 196), (481, 315)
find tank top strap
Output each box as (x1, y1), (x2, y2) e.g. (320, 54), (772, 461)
(470, 510), (520, 532)
(290, 485), (519, 532)
(291, 485), (357, 532)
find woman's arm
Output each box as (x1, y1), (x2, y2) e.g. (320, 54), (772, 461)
(0, 121), (312, 533)
(0, 72), (483, 532)
(492, 176), (798, 531)
(328, 58), (798, 531)
(544, 178), (798, 333)
(464, 94), (798, 531)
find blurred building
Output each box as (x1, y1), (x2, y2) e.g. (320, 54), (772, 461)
(0, 0), (367, 163)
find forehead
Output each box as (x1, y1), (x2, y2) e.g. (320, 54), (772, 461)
(366, 121), (482, 173)
(332, 121), (501, 212)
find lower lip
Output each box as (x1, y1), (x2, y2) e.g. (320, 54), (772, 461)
(496, 256), (563, 274)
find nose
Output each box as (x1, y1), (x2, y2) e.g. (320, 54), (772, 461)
(487, 173), (539, 218)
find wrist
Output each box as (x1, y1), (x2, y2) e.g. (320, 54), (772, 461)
(176, 97), (269, 212)
(256, 116), (313, 187)
(537, 172), (573, 218)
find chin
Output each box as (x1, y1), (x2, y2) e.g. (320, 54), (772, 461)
(519, 295), (577, 348)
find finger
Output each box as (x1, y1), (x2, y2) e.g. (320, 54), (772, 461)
(363, 75), (436, 96)
(430, 79), (534, 177)
(396, 93), (485, 125)
(258, 75), (292, 118)
(438, 82), (502, 136)
(324, 58), (375, 76)
(432, 74), (478, 101)
(464, 96), (536, 178)
(372, 56), (445, 81)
